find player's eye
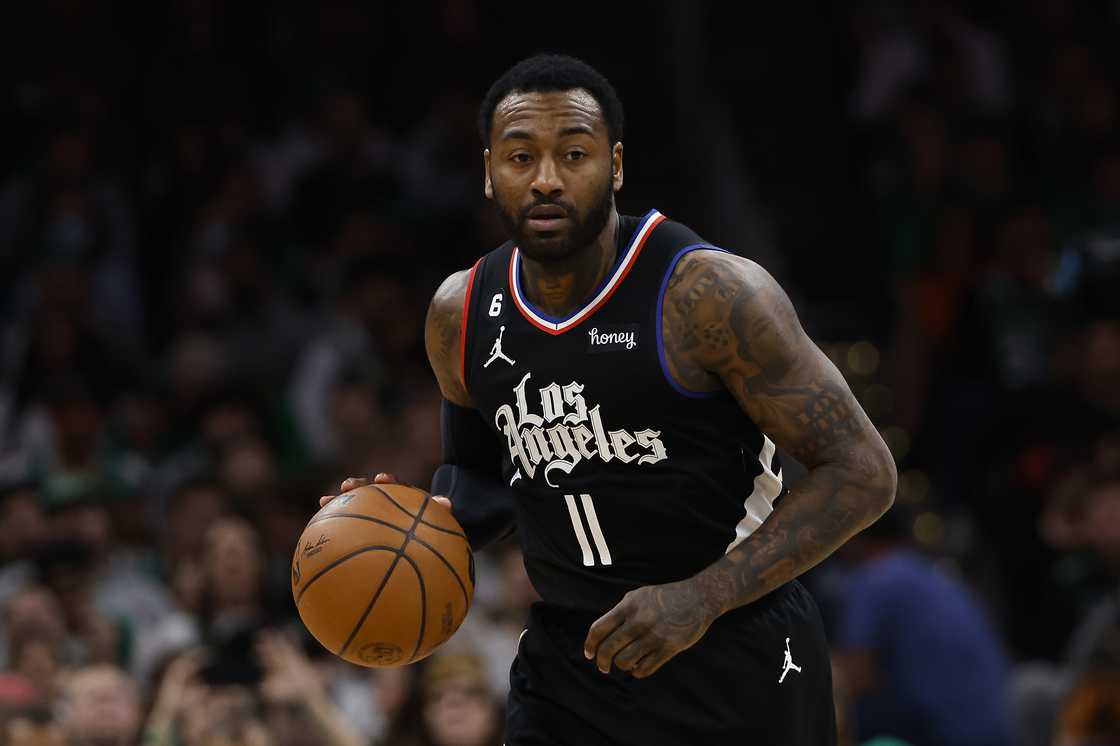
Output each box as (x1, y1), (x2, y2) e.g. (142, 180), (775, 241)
(510, 152), (532, 163)
(565, 150), (586, 161)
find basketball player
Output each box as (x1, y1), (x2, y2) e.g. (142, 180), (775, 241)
(322, 55), (896, 744)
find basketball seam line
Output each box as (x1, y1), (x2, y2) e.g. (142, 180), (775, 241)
(408, 535), (471, 609)
(315, 510), (469, 643)
(306, 513), (469, 606)
(295, 545), (401, 605)
(339, 485), (466, 540)
(336, 552), (404, 658)
(402, 553), (427, 663)
(417, 518), (468, 540)
(371, 485), (423, 521)
(306, 513), (407, 534)
(308, 512), (466, 543)
(338, 491), (431, 658)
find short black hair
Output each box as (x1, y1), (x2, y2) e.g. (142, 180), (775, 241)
(478, 54), (624, 147)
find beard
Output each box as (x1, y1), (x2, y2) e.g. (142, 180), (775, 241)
(493, 178), (614, 264)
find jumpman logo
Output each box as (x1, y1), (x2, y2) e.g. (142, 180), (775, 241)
(779, 637), (802, 683)
(484, 325), (516, 368)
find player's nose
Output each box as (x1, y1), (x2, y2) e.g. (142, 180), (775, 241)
(530, 156), (563, 198)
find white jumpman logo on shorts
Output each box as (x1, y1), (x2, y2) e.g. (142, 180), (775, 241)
(484, 325), (515, 367)
(779, 637), (802, 683)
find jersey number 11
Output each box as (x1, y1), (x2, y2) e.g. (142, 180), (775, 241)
(563, 493), (612, 566)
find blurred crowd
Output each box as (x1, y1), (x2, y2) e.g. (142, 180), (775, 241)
(1, 1), (1120, 745)
(822, 2), (1120, 745)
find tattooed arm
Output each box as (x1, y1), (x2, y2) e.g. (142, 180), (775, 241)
(424, 269), (473, 407)
(423, 269), (518, 547)
(584, 250), (896, 677)
(674, 251), (896, 594)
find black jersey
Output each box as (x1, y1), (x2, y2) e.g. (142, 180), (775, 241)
(461, 210), (784, 616)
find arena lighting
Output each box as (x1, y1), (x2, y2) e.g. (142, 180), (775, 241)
(847, 341), (880, 377)
(881, 426), (911, 462)
(860, 383), (895, 418)
(898, 470), (930, 504)
(914, 512), (945, 547)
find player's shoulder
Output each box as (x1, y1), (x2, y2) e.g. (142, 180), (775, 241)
(425, 267), (475, 364)
(432, 236), (519, 314)
(668, 247), (783, 308)
(662, 245), (805, 377)
(425, 267), (475, 405)
(430, 267), (473, 316)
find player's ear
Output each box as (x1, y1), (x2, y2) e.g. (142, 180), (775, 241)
(612, 142), (624, 192)
(483, 149), (494, 199)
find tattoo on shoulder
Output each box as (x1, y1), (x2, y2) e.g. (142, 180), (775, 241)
(664, 251), (862, 466)
(661, 253), (737, 391)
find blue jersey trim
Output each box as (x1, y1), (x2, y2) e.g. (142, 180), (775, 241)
(512, 209), (660, 324)
(656, 244), (731, 399)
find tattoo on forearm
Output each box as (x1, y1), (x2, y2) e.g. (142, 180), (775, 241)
(698, 463), (895, 615)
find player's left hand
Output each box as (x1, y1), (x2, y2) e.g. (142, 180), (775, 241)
(583, 579), (718, 678)
(321, 473), (451, 511)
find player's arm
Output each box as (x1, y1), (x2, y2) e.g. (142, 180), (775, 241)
(424, 269), (475, 408)
(424, 269), (517, 549)
(585, 250), (895, 677)
(675, 250), (896, 601)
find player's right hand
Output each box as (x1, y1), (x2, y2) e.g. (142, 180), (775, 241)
(319, 473), (452, 511)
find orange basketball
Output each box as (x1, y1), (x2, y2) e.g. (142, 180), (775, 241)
(291, 483), (474, 667)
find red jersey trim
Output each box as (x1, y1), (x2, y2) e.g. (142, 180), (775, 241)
(459, 258), (482, 395)
(508, 210), (665, 335)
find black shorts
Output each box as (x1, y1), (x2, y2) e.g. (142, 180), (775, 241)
(505, 580), (836, 745)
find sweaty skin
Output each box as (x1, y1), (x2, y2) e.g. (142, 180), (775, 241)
(330, 88), (897, 680)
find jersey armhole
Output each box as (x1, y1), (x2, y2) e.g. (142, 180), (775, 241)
(459, 257), (484, 397)
(656, 244), (731, 399)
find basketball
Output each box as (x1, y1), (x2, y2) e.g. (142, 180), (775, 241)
(292, 483), (475, 667)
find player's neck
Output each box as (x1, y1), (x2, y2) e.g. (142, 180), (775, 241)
(518, 209), (620, 318)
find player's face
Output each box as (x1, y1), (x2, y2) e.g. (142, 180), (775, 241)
(484, 89), (623, 263)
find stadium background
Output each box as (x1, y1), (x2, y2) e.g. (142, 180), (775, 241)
(1, 1), (1119, 744)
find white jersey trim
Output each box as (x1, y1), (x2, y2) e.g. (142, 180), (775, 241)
(510, 210), (663, 333)
(726, 435), (783, 552)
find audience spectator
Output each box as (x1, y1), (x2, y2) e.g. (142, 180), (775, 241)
(451, 543), (539, 697)
(379, 651), (503, 746)
(256, 630), (365, 746)
(1053, 673), (1120, 746)
(55, 665), (140, 746)
(145, 652), (271, 746)
(831, 507), (1012, 746)
(1012, 466), (1120, 746)
(0, 481), (46, 608)
(143, 633), (365, 746)
(0, 587), (67, 688)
